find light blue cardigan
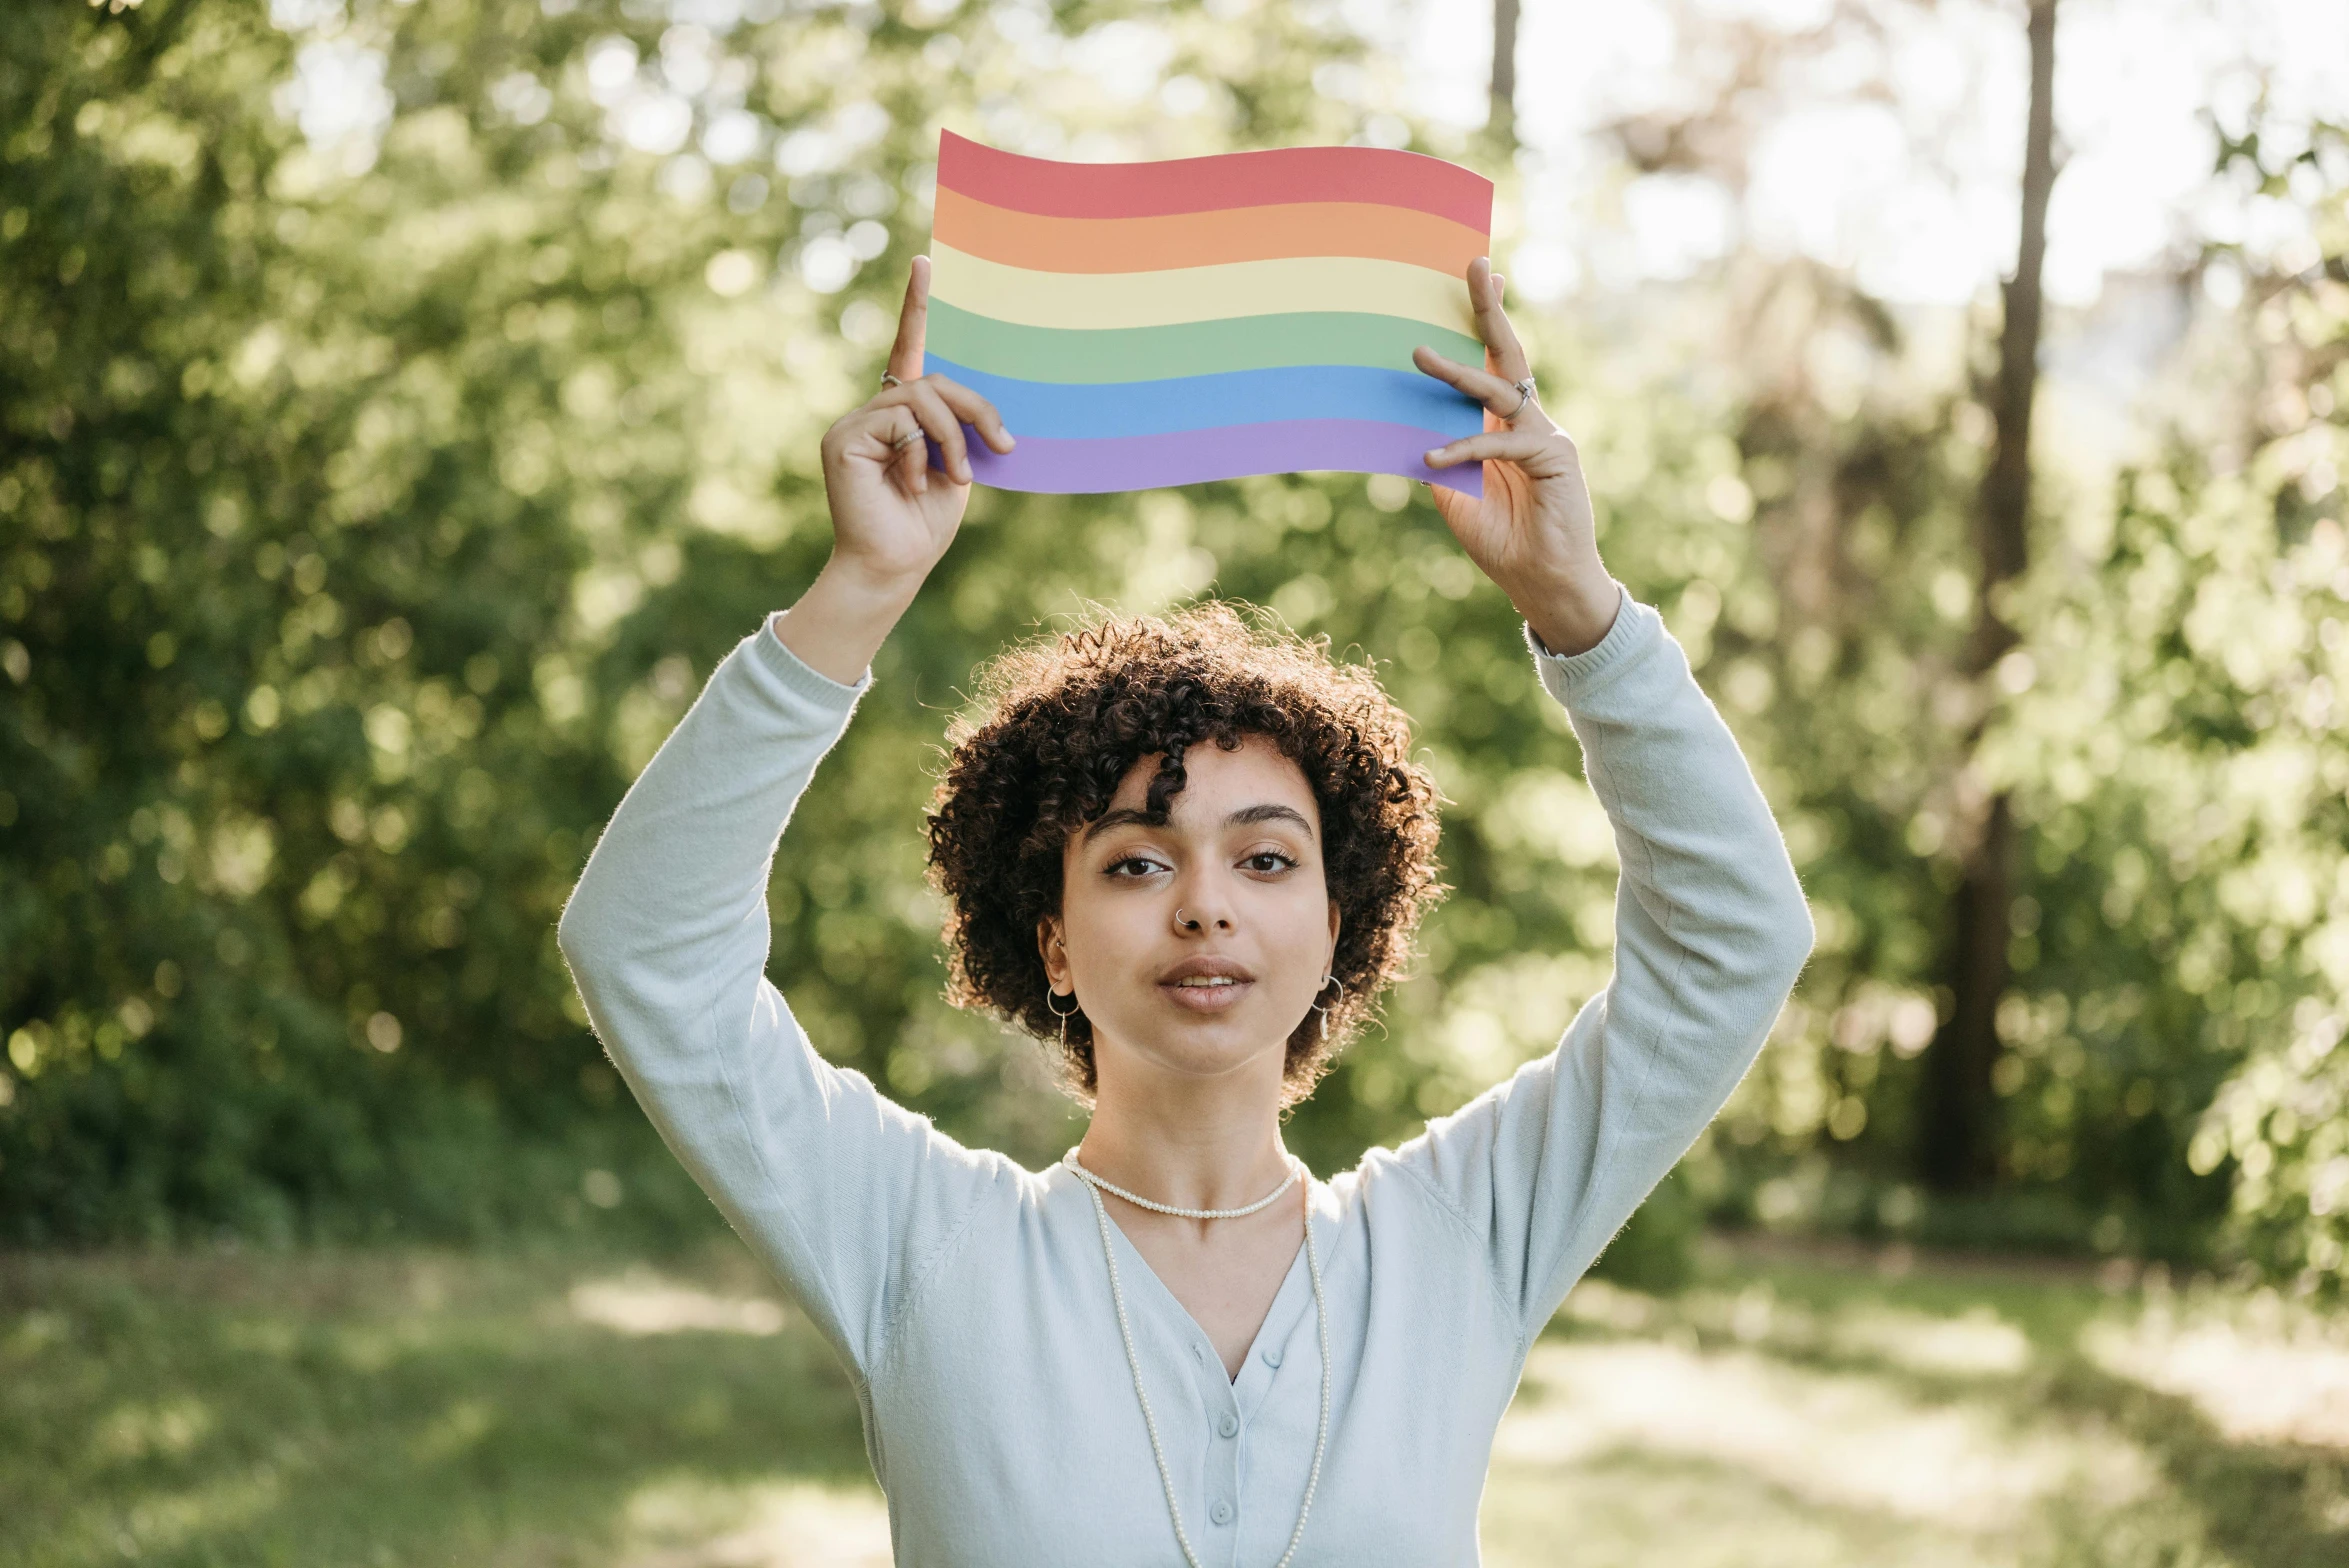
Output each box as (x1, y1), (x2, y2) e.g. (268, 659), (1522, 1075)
(557, 588), (1813, 1566)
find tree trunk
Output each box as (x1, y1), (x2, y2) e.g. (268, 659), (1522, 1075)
(1488, 0), (1520, 155)
(1920, 0), (2059, 1193)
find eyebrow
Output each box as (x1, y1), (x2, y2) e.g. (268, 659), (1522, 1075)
(1079, 802), (1315, 846)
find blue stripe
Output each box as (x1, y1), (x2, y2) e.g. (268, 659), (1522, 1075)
(924, 358), (1484, 442)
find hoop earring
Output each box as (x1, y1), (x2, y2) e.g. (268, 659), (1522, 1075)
(1309, 973), (1346, 1043)
(1046, 986), (1080, 1048)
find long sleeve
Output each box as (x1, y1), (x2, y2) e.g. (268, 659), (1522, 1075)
(1387, 587), (1813, 1346)
(556, 618), (1008, 1382)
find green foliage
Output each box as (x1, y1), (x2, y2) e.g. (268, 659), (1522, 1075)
(2003, 451), (2346, 1281)
(1, 0), (2341, 1297)
(1994, 115), (2349, 1287)
(0, 0), (696, 1240)
(1586, 1168), (1702, 1294)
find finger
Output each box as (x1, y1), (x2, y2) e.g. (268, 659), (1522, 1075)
(1424, 427), (1556, 469)
(1412, 344), (1552, 429)
(886, 256), (931, 384)
(1475, 259), (1503, 378)
(901, 425), (935, 494)
(905, 380), (971, 483)
(1489, 274), (1506, 377)
(847, 401), (930, 490)
(867, 406), (930, 493)
(924, 374), (1015, 453)
(1467, 256), (1532, 385)
(1412, 343), (1511, 400)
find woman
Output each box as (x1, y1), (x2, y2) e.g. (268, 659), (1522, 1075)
(558, 253), (1813, 1566)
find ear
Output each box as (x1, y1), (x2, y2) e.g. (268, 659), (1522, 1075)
(1036, 913), (1066, 989)
(1326, 900), (1342, 969)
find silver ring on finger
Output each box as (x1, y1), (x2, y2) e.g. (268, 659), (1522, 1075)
(890, 426), (924, 452)
(1502, 376), (1537, 421)
(880, 372), (903, 391)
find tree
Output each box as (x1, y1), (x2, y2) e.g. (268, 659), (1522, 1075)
(1487, 0), (1520, 158)
(1918, 0), (2062, 1193)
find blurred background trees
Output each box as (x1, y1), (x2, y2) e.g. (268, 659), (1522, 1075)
(2, 0), (2343, 1296)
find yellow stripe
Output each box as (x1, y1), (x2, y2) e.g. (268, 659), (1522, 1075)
(927, 242), (1477, 337)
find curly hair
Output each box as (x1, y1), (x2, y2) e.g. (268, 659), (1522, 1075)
(923, 599), (1448, 1107)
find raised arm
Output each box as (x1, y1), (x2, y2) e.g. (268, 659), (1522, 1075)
(1391, 259), (1812, 1345)
(556, 259), (1019, 1378)
(1387, 593), (1811, 1341)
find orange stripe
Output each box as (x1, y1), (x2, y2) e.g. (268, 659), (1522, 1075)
(933, 187), (1487, 277)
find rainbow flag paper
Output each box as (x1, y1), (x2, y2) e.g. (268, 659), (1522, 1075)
(922, 130), (1495, 498)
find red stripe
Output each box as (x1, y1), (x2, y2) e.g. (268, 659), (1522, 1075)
(936, 129), (1493, 232)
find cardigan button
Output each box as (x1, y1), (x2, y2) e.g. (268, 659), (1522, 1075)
(1210, 1501), (1234, 1526)
(1218, 1413), (1238, 1438)
(1262, 1346), (1282, 1367)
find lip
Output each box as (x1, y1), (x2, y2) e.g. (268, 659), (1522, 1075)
(1159, 956), (1255, 984)
(1158, 976), (1253, 1013)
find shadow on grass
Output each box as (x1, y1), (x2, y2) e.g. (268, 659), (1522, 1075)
(0, 1245), (874, 1568)
(2042, 1359), (2349, 1568)
(1484, 1442), (2033, 1568)
(1547, 1244), (2349, 1568)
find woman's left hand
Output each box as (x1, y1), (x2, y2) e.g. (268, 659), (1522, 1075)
(1412, 258), (1621, 657)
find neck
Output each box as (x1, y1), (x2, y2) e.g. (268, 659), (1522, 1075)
(1077, 1050), (1294, 1214)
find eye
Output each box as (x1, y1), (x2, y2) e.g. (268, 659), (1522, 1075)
(1105, 855), (1167, 879)
(1242, 850), (1300, 874)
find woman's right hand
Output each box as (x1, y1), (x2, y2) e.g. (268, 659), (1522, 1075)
(816, 255), (1015, 593)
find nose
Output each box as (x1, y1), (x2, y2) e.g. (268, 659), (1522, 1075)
(1172, 868), (1236, 931)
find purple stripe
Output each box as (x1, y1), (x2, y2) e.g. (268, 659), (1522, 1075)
(948, 419), (1484, 497)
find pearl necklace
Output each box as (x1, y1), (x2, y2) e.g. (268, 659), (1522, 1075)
(1069, 1154), (1331, 1568)
(1060, 1148), (1299, 1219)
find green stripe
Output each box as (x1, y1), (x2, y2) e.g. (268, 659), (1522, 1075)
(926, 299), (1485, 384)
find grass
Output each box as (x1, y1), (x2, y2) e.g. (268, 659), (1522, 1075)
(0, 1245), (872, 1568)
(1485, 1239), (2349, 1568)
(3, 1236), (2344, 1566)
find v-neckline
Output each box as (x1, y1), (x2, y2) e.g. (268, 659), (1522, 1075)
(1085, 1176), (1320, 1385)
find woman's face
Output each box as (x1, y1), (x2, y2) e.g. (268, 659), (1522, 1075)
(1039, 734), (1341, 1093)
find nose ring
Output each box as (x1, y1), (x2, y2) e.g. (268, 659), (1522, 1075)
(1176, 906), (1201, 931)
